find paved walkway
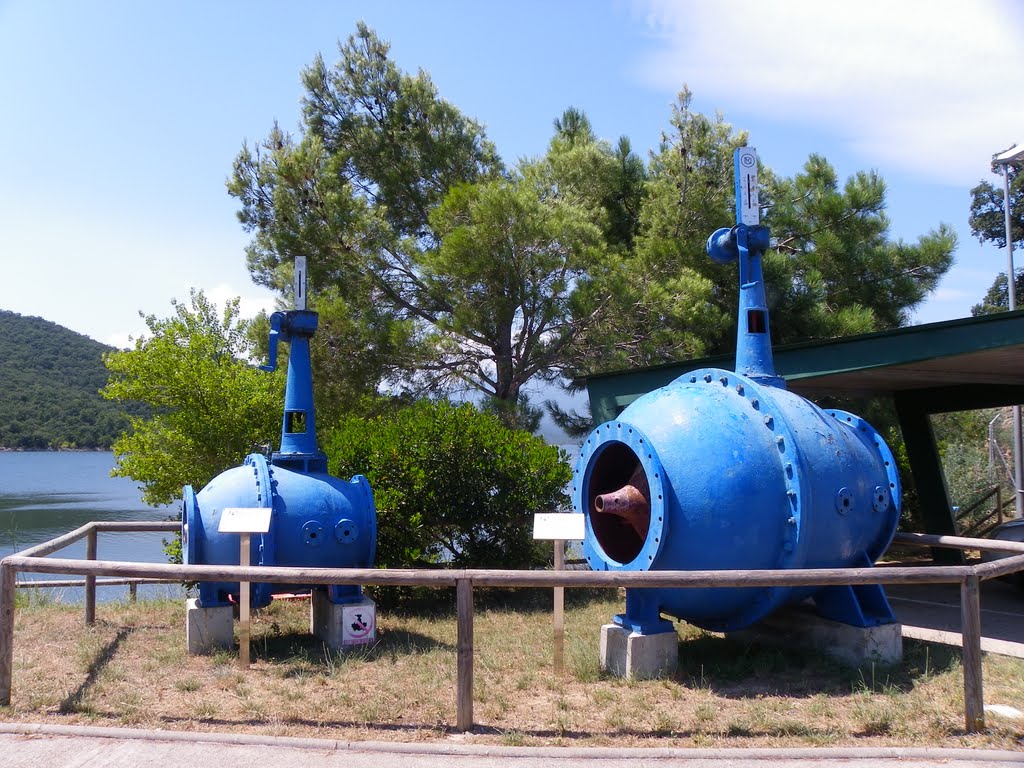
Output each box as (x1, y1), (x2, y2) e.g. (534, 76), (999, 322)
(0, 725), (1021, 768)
(887, 578), (1024, 657)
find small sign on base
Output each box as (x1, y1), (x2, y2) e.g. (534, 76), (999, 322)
(311, 591), (377, 650)
(342, 603), (376, 645)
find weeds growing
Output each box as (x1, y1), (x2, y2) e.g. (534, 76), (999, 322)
(2, 592), (1022, 750)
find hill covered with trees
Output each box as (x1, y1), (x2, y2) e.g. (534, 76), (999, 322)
(0, 310), (130, 449)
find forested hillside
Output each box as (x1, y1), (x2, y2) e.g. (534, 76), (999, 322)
(0, 310), (130, 449)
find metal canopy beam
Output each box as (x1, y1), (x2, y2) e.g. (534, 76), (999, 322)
(582, 311), (1024, 543)
(585, 310), (1024, 424)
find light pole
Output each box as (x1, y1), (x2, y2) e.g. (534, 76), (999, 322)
(994, 144), (1024, 517)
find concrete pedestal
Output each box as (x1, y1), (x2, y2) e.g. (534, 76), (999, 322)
(185, 598), (234, 655)
(729, 603), (903, 667)
(600, 623), (679, 680)
(310, 590), (377, 650)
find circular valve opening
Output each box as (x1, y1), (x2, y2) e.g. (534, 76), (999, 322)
(588, 442), (651, 564)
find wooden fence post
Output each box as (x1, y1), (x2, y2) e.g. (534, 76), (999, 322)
(961, 574), (984, 733)
(0, 562), (16, 705)
(456, 578), (474, 732)
(84, 529), (97, 625)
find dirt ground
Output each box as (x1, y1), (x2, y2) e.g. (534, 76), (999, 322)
(2, 591), (1023, 751)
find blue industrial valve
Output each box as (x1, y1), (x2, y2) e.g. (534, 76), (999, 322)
(181, 259), (376, 608)
(574, 148), (901, 634)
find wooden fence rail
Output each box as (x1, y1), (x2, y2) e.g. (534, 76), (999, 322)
(1, 523), (1023, 735)
(955, 485), (1015, 539)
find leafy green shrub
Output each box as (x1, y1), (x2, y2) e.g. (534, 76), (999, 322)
(102, 290), (283, 506)
(324, 399), (571, 569)
(941, 440), (995, 509)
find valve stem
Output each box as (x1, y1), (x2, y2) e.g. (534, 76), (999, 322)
(594, 464), (651, 540)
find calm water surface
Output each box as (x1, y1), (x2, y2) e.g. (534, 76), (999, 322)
(0, 447), (585, 601)
(0, 452), (181, 602)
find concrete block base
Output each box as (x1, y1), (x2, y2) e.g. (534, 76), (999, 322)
(600, 623), (679, 680)
(185, 598), (234, 655)
(729, 603), (903, 667)
(310, 590), (377, 651)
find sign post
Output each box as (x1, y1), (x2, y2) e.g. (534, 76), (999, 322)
(533, 513), (585, 674)
(218, 507), (272, 669)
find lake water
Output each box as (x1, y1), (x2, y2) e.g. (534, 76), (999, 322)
(0, 446), (586, 603)
(0, 451), (181, 603)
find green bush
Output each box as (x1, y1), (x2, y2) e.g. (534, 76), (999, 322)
(324, 399), (571, 569)
(941, 440), (995, 509)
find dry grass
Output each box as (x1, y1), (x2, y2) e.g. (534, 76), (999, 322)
(3, 589), (1024, 750)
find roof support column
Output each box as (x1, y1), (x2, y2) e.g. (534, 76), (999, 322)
(893, 393), (963, 564)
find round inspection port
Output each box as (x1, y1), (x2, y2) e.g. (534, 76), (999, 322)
(302, 520), (324, 547)
(588, 442), (651, 564)
(335, 518), (359, 544)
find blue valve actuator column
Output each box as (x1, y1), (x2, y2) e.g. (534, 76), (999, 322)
(706, 147), (783, 388)
(262, 309), (326, 473)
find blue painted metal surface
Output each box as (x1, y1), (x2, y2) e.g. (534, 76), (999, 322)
(575, 148), (901, 633)
(182, 288), (376, 609)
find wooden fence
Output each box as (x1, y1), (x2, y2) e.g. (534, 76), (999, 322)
(2, 521), (1024, 734)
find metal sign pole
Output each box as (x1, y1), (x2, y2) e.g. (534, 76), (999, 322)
(217, 507), (272, 671)
(553, 538), (565, 674)
(238, 533), (251, 669)
(994, 145), (1024, 517)
(533, 513), (585, 676)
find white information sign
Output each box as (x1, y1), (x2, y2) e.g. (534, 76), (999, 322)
(533, 513), (585, 541)
(736, 147), (759, 226)
(219, 507), (272, 534)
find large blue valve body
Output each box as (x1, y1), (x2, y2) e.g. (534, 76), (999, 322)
(183, 453), (375, 608)
(576, 147), (902, 635)
(575, 367), (901, 633)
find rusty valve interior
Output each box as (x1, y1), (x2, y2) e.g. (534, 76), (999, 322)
(588, 443), (652, 564)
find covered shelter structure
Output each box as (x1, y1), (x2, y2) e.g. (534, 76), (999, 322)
(580, 310), (1024, 562)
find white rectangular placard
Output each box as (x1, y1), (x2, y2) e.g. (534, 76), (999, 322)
(735, 146), (759, 225)
(219, 507), (272, 534)
(294, 255), (307, 310)
(533, 513), (585, 541)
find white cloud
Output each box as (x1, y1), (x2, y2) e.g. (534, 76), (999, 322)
(102, 330), (138, 351)
(634, 0), (1024, 185)
(0, 193), (279, 347)
(198, 282), (281, 322)
(102, 283), (279, 350)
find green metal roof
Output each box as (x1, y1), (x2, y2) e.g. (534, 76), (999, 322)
(585, 310), (1024, 423)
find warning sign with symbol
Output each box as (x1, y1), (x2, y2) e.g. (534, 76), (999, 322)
(341, 604), (376, 645)
(735, 147), (759, 226)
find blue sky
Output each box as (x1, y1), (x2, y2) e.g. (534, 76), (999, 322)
(1, 0), (1022, 355)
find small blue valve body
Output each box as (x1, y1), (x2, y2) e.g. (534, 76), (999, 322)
(182, 297), (377, 608)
